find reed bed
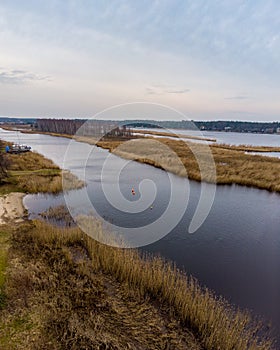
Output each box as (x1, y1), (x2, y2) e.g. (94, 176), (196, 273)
(0, 228), (11, 308)
(133, 128), (216, 142)
(5, 128), (280, 192)
(39, 204), (75, 226)
(97, 137), (280, 192)
(6, 151), (59, 172)
(212, 143), (280, 153)
(20, 220), (273, 350)
(1, 221), (201, 349)
(4, 151), (84, 193)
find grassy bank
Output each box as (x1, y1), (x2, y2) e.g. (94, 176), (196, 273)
(0, 221), (274, 349)
(3, 125), (280, 192)
(0, 221), (201, 349)
(0, 136), (275, 349)
(1, 149), (83, 194)
(133, 129), (217, 142)
(93, 136), (280, 192)
(0, 227), (11, 309)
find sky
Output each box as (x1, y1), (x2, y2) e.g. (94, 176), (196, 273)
(0, 0), (280, 121)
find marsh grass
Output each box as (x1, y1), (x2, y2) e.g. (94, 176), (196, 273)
(2, 220), (272, 350)
(0, 228), (11, 308)
(1, 221), (202, 350)
(1, 150), (84, 194)
(5, 128), (280, 192)
(97, 136), (280, 192)
(40, 204), (75, 226)
(134, 128), (217, 142)
(212, 143), (280, 153)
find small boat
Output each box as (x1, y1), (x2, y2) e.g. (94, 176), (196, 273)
(6, 144), (31, 154)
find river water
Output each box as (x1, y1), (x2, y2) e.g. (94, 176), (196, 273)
(1, 128), (280, 342)
(144, 127), (280, 147)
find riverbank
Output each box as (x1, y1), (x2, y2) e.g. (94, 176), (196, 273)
(94, 136), (280, 192)
(0, 138), (274, 349)
(0, 220), (203, 349)
(1, 149), (84, 194)
(0, 220), (274, 350)
(5, 125), (280, 192)
(133, 128), (217, 142)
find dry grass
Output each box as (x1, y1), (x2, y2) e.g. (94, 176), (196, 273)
(0, 221), (202, 350)
(40, 204), (75, 226)
(6, 151), (59, 172)
(0, 220), (272, 350)
(95, 136), (280, 192)
(133, 128), (217, 142)
(212, 143), (280, 153)
(6, 127), (280, 192)
(1, 150), (84, 194)
(0, 227), (12, 308)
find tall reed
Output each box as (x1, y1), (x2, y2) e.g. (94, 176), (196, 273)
(31, 220), (273, 350)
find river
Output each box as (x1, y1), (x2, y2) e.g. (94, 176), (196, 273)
(1, 127), (280, 342)
(143, 127), (280, 147)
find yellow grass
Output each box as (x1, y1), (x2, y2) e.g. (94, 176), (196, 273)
(2, 220), (270, 350)
(5, 127), (280, 192)
(0, 221), (202, 349)
(133, 128), (217, 142)
(0, 227), (11, 308)
(2, 150), (84, 194)
(95, 136), (280, 192)
(212, 143), (280, 153)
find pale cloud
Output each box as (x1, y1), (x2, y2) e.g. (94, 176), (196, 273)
(146, 84), (190, 95)
(225, 95), (250, 100)
(166, 88), (190, 94)
(0, 69), (51, 85)
(0, 1), (279, 120)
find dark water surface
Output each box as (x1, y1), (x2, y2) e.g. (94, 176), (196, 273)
(1, 128), (280, 341)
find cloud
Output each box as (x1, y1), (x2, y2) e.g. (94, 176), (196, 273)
(166, 88), (190, 94)
(0, 69), (51, 84)
(146, 84), (190, 95)
(225, 95), (250, 100)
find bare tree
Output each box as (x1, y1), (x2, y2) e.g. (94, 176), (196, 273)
(0, 141), (9, 183)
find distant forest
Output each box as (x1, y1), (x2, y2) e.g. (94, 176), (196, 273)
(1, 117), (280, 134)
(125, 120), (280, 134)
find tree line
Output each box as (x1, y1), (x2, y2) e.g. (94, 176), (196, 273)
(35, 119), (132, 138)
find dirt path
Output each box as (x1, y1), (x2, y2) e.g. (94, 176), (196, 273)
(0, 193), (26, 225)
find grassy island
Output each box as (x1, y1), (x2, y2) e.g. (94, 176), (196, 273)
(3, 124), (280, 192)
(95, 135), (280, 193)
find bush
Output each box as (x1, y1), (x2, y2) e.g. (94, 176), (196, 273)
(0, 141), (10, 183)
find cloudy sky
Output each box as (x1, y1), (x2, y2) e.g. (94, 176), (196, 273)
(0, 0), (280, 121)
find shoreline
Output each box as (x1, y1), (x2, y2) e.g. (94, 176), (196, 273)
(0, 131), (274, 349)
(2, 126), (280, 193)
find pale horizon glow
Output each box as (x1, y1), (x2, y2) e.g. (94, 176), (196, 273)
(0, 1), (280, 121)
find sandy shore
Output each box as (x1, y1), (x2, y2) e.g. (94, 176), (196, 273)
(0, 192), (26, 225)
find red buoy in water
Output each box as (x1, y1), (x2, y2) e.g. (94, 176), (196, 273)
(131, 188), (135, 195)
